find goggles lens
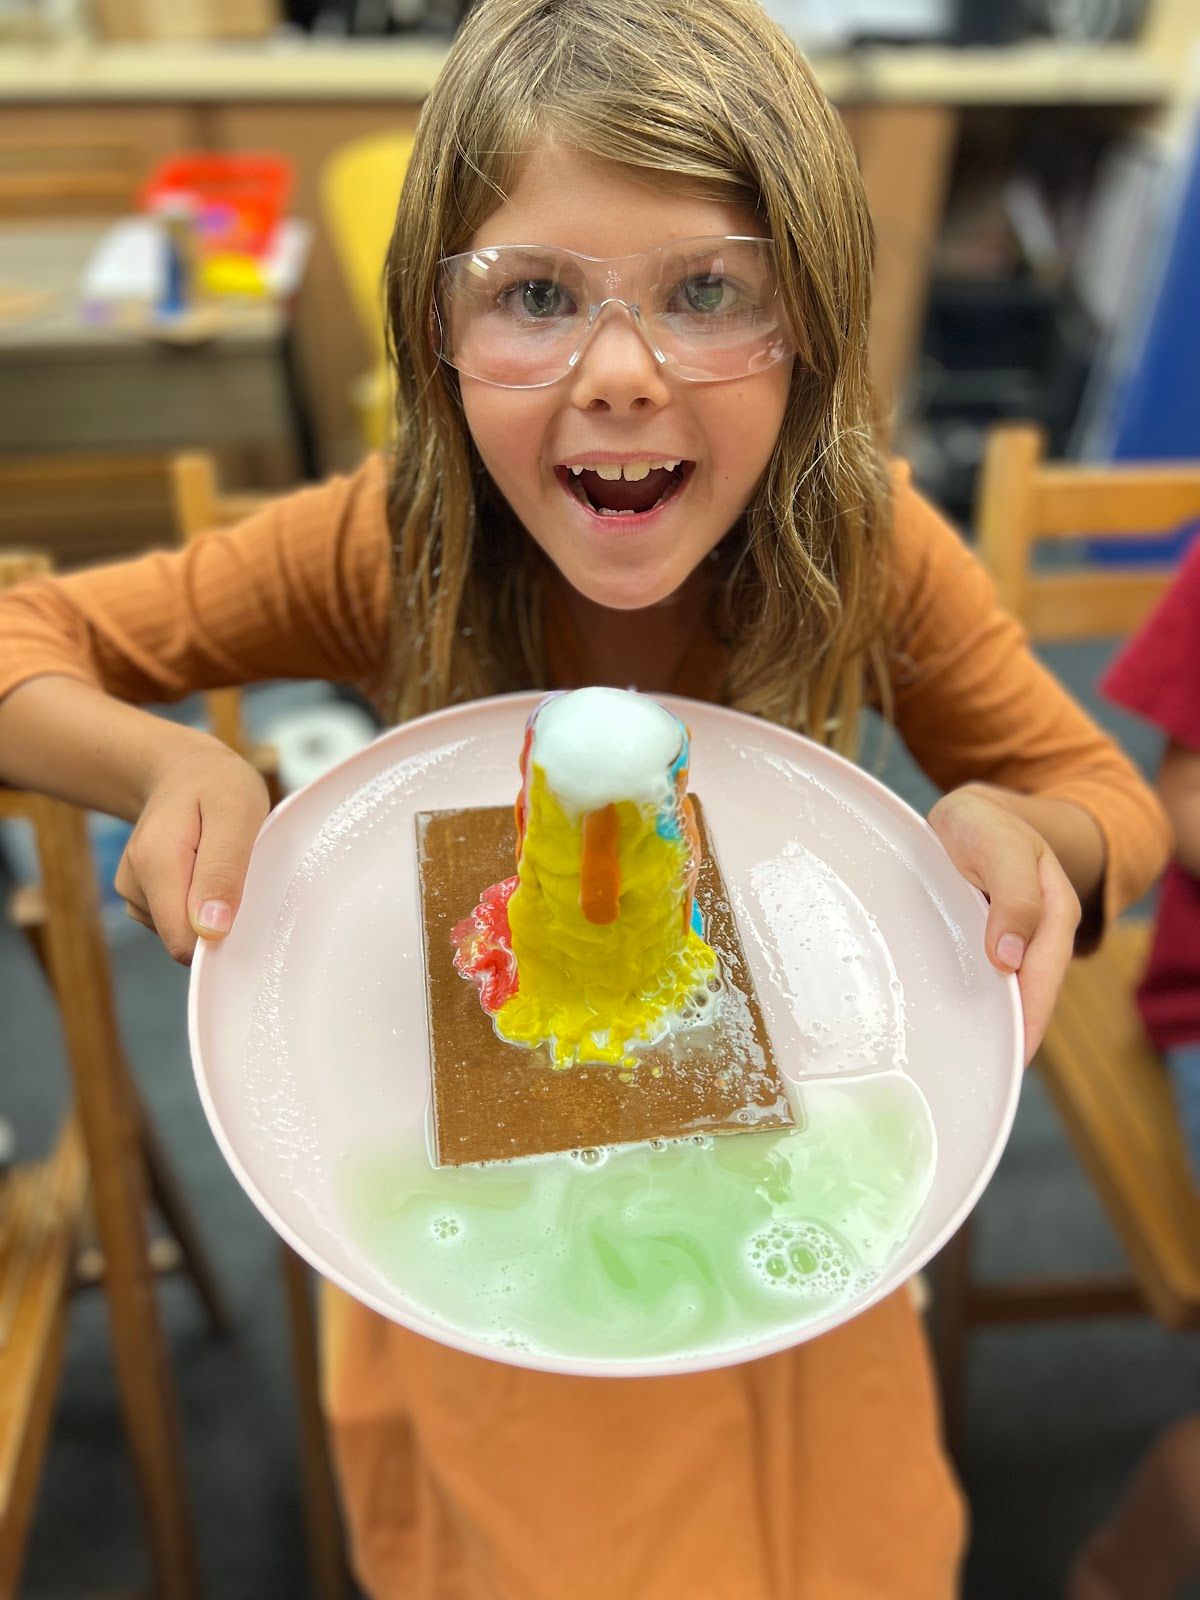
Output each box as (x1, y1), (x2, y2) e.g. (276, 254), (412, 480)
(436, 236), (793, 388)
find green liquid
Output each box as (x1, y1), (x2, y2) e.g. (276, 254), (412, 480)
(336, 1075), (935, 1363)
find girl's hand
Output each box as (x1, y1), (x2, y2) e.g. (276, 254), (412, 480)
(114, 744), (270, 965)
(928, 784), (1082, 1065)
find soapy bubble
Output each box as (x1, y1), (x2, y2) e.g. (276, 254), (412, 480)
(744, 1219), (858, 1301)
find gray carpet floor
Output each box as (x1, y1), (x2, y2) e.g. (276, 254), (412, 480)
(4, 645), (1199, 1600)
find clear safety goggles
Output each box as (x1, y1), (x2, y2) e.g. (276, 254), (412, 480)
(435, 235), (794, 389)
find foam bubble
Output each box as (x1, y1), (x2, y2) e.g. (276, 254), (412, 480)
(744, 1219), (858, 1300)
(532, 688), (682, 812)
(568, 1146), (610, 1168)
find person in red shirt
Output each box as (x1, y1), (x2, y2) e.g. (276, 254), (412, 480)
(1103, 530), (1200, 1179)
(1067, 534), (1200, 1600)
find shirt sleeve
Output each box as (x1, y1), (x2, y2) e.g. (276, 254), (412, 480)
(0, 453), (394, 711)
(886, 464), (1171, 930)
(1101, 533), (1200, 753)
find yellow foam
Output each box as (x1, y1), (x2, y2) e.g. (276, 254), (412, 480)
(497, 766), (717, 1068)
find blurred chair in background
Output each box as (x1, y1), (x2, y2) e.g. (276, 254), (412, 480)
(0, 455), (349, 1600)
(320, 131), (415, 452)
(0, 453), (182, 571)
(0, 538), (222, 1600)
(933, 422), (1200, 1455)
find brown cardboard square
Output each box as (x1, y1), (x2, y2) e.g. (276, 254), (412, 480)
(417, 798), (794, 1166)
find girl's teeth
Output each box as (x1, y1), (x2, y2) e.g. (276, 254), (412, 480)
(565, 459), (684, 479)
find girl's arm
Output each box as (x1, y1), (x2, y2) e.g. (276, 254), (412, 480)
(0, 455), (392, 961)
(0, 673), (226, 821)
(0, 454), (392, 717)
(888, 468), (1170, 927)
(886, 468), (1171, 1063)
(950, 785), (1106, 916)
(0, 674), (269, 961)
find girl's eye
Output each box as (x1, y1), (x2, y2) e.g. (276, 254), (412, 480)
(673, 275), (738, 315)
(500, 279), (576, 319)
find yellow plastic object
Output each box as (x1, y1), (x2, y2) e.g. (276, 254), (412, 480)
(320, 131), (416, 449)
(199, 253), (268, 297)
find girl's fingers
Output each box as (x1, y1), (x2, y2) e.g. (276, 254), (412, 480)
(119, 812), (203, 967)
(978, 835), (1043, 976)
(930, 791), (1043, 970)
(929, 787), (1081, 1066)
(111, 752), (269, 968)
(113, 850), (148, 915)
(1014, 852), (1081, 1065)
(186, 775), (268, 942)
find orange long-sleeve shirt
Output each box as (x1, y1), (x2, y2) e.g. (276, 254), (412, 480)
(0, 452), (1170, 1599)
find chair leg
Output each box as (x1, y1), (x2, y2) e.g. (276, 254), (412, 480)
(279, 1243), (351, 1600)
(18, 889), (231, 1335)
(135, 1100), (232, 1336)
(33, 796), (201, 1600)
(930, 1215), (974, 1470)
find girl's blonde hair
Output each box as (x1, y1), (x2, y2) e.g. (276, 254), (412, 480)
(382, 0), (892, 754)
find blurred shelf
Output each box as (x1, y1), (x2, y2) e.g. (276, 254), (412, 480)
(826, 41), (1177, 105)
(0, 36), (1178, 106)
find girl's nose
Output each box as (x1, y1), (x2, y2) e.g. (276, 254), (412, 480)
(567, 301), (671, 413)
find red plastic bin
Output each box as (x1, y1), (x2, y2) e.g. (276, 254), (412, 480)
(141, 153), (293, 259)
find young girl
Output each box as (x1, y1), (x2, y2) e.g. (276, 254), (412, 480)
(0, 1), (1169, 1594)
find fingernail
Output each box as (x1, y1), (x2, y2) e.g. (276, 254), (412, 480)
(997, 933), (1025, 970)
(196, 899), (232, 934)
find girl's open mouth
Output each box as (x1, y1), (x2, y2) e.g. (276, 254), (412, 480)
(554, 461), (695, 522)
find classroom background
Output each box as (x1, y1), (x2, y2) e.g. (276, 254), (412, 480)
(1, 0), (1199, 1595)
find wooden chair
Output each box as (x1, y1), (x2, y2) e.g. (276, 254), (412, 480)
(0, 459), (349, 1598)
(932, 423), (1200, 1455)
(0, 453), (185, 573)
(0, 547), (221, 1600)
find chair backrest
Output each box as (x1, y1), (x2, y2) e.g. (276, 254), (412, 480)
(319, 131), (416, 363)
(170, 454), (270, 758)
(0, 454), (180, 572)
(976, 425), (1200, 640)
